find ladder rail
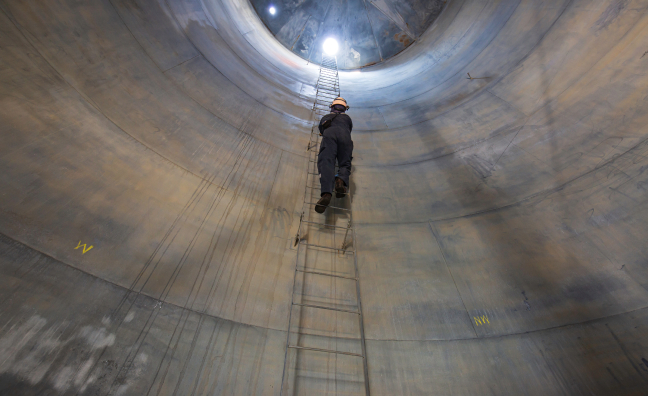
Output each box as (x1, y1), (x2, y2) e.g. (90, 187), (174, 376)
(280, 239), (303, 395)
(352, 221), (371, 396)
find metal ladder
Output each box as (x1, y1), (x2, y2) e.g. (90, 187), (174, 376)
(280, 55), (371, 396)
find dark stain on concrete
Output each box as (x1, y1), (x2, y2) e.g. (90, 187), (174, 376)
(594, 0), (628, 31)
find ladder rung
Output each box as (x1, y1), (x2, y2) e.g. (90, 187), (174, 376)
(309, 158), (349, 163)
(304, 189), (352, 198)
(305, 187), (352, 197)
(297, 268), (357, 280)
(305, 202), (351, 211)
(300, 242), (354, 253)
(287, 345), (363, 358)
(301, 220), (353, 230)
(304, 192), (353, 200)
(293, 302), (360, 314)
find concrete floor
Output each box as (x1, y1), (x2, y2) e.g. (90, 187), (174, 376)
(2, 0), (648, 394)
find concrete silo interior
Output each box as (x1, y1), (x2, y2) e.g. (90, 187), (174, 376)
(2, 0), (648, 394)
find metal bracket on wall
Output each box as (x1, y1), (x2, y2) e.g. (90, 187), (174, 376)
(341, 219), (352, 252)
(467, 72), (490, 80)
(293, 212), (303, 247)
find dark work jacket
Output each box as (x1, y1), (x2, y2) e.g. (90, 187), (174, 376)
(318, 113), (353, 136)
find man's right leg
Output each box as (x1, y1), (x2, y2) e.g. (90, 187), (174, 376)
(316, 133), (337, 213)
(335, 131), (353, 198)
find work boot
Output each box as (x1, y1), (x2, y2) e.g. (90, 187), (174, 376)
(334, 178), (347, 198)
(315, 193), (332, 213)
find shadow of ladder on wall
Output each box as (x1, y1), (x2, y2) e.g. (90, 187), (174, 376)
(280, 55), (371, 396)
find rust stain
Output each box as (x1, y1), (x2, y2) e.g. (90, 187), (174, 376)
(394, 32), (412, 46)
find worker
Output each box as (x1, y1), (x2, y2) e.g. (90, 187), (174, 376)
(315, 97), (353, 213)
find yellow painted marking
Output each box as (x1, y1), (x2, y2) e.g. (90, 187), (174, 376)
(474, 315), (490, 326)
(75, 241), (94, 254)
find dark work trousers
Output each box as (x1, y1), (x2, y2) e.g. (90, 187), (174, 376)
(318, 128), (353, 196)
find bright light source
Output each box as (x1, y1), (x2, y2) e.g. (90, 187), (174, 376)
(323, 38), (339, 55)
(269, 6), (276, 15)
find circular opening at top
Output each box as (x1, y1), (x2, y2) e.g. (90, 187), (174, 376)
(252, 0), (447, 69)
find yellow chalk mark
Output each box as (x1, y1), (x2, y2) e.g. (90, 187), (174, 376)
(474, 315), (490, 326)
(75, 241), (94, 254)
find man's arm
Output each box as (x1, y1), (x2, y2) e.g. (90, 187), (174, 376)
(318, 116), (325, 135)
(318, 114), (331, 135)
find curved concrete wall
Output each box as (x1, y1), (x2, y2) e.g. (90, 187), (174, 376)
(2, 0), (648, 394)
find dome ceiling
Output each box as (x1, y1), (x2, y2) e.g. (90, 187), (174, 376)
(250, 0), (447, 69)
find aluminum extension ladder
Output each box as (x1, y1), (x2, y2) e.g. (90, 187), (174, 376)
(280, 55), (370, 396)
